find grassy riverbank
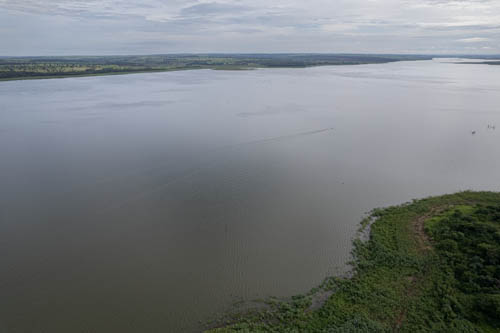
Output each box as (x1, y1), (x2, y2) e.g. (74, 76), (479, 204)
(208, 191), (500, 332)
(0, 54), (432, 81)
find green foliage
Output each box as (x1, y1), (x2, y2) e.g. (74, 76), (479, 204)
(427, 203), (500, 326)
(206, 192), (500, 332)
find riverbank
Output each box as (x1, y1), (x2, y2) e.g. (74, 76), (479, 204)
(0, 54), (432, 81)
(208, 191), (500, 332)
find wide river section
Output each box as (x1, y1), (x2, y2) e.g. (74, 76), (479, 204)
(1, 59), (499, 332)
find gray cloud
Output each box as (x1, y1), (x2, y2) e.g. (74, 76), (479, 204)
(457, 37), (491, 42)
(181, 2), (251, 16)
(0, 0), (499, 55)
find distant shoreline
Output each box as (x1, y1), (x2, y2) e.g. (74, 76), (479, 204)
(0, 68), (200, 82)
(2, 54), (499, 82)
(0, 54), (433, 82)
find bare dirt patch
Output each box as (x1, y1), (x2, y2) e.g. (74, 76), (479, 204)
(411, 206), (448, 253)
(394, 205), (449, 331)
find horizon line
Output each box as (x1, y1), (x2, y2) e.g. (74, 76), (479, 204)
(2, 52), (500, 58)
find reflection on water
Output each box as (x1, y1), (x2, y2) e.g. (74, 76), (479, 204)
(1, 60), (500, 332)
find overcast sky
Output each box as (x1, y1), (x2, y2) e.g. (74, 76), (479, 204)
(0, 0), (499, 55)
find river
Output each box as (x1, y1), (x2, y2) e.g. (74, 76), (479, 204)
(1, 59), (499, 332)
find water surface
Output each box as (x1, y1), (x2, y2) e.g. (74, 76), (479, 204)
(1, 60), (500, 332)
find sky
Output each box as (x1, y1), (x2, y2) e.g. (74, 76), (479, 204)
(0, 0), (499, 55)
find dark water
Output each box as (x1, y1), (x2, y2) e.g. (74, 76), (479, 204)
(1, 60), (499, 332)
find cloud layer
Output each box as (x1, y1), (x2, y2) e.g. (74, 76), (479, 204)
(0, 0), (499, 55)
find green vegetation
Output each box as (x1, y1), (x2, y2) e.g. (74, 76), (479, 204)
(208, 191), (500, 332)
(0, 54), (432, 81)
